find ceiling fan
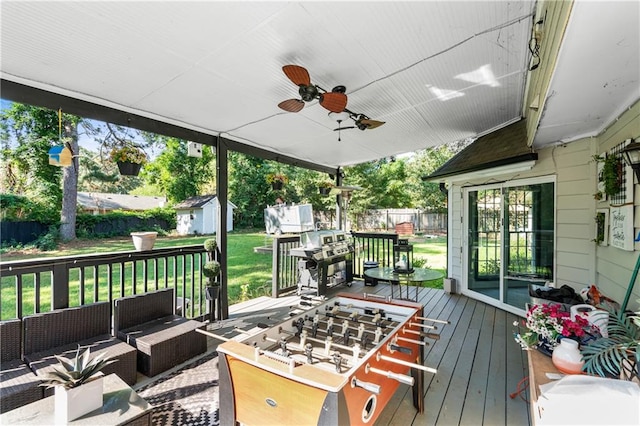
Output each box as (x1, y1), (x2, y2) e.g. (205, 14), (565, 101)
(330, 108), (385, 141)
(277, 65), (348, 113)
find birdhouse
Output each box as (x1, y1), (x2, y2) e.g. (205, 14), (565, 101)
(48, 145), (73, 167)
(187, 142), (203, 158)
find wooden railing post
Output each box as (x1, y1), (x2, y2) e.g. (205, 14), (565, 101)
(52, 261), (70, 309)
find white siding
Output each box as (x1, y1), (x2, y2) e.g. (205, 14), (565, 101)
(594, 100), (640, 311)
(447, 100), (640, 313)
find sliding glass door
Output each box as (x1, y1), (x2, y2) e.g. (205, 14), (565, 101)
(466, 178), (555, 312)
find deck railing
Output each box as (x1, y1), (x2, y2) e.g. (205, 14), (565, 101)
(271, 232), (398, 297)
(0, 245), (217, 321)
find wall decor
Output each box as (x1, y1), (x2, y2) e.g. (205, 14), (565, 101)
(610, 205), (634, 251)
(595, 209), (609, 246)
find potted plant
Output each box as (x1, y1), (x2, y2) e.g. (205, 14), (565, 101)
(593, 154), (623, 198)
(130, 231), (158, 251)
(580, 305), (640, 381)
(203, 238), (220, 300)
(109, 144), (147, 176)
(318, 181), (334, 195)
(266, 173), (288, 190)
(513, 303), (597, 356)
(40, 345), (117, 422)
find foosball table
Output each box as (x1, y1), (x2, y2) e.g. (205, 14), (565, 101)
(204, 293), (447, 425)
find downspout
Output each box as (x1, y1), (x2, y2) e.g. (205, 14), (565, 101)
(439, 182), (450, 277)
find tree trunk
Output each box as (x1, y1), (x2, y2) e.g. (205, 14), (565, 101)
(59, 121), (79, 241)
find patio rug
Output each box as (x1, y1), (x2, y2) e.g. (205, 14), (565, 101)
(135, 351), (220, 426)
(133, 305), (307, 426)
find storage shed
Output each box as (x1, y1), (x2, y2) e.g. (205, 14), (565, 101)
(174, 195), (235, 236)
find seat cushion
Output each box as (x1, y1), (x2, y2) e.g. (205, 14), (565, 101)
(0, 360), (43, 413)
(24, 334), (137, 395)
(118, 315), (206, 377)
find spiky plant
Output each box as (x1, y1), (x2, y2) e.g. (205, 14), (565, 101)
(580, 306), (639, 380)
(40, 345), (117, 389)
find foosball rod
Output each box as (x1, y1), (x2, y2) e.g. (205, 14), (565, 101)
(196, 328), (231, 342)
(402, 327), (440, 340)
(415, 316), (451, 324)
(365, 364), (415, 386)
(264, 333), (356, 356)
(409, 321), (437, 330)
(376, 352), (437, 374)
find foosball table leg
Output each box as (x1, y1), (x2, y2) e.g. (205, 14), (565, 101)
(412, 344), (425, 413)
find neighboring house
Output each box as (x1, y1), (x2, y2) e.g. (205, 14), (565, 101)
(77, 192), (167, 214)
(174, 195), (235, 236)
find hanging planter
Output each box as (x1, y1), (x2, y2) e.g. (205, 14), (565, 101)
(110, 144), (147, 176)
(318, 182), (334, 195)
(116, 161), (142, 176)
(266, 173), (288, 190)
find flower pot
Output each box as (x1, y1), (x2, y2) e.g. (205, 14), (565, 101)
(319, 187), (331, 195)
(116, 161), (142, 176)
(130, 232), (157, 251)
(205, 286), (219, 300)
(55, 374), (104, 423)
(552, 338), (584, 374)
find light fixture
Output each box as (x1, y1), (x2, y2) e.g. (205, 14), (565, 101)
(621, 139), (640, 182)
(329, 111), (351, 141)
(329, 111), (350, 123)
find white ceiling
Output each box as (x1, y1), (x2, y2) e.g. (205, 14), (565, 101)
(1, 1), (638, 169)
(533, 1), (640, 147)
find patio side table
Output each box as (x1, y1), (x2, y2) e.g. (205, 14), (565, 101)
(0, 373), (152, 425)
(363, 267), (443, 301)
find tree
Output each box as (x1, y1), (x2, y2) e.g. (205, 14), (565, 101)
(344, 158), (413, 214)
(0, 104), (83, 240)
(141, 134), (215, 203)
(406, 140), (470, 211)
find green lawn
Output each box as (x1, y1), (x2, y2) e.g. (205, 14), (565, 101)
(1, 231), (447, 316)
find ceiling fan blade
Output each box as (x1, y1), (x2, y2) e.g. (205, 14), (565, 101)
(361, 119), (385, 129)
(319, 93), (348, 113)
(333, 126), (356, 131)
(278, 99), (305, 112)
(282, 65), (311, 87)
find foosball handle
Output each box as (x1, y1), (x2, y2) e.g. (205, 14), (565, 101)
(351, 377), (381, 395)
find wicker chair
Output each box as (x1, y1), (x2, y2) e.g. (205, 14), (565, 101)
(114, 288), (206, 377)
(0, 319), (43, 413)
(22, 302), (138, 396)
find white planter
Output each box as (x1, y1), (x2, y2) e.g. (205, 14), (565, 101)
(130, 231), (158, 251)
(55, 374), (104, 423)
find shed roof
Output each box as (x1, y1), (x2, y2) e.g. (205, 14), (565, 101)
(77, 192), (167, 211)
(174, 195), (236, 210)
(423, 119), (538, 182)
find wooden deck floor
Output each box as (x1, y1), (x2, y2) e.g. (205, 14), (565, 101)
(225, 280), (531, 426)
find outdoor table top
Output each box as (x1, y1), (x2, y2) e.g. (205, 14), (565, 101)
(364, 267), (443, 302)
(0, 373), (152, 426)
(364, 266), (443, 283)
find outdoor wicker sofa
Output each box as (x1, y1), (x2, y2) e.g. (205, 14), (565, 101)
(114, 288), (206, 377)
(0, 319), (43, 413)
(22, 301), (138, 396)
